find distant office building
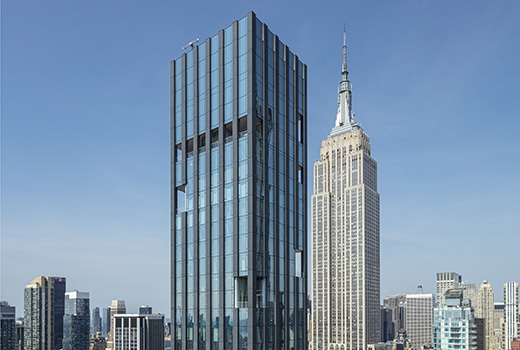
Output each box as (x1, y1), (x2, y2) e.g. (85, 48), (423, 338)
(106, 300), (126, 349)
(164, 335), (171, 350)
(139, 306), (152, 315)
(164, 319), (171, 337)
(113, 314), (164, 350)
(436, 272), (461, 307)
(381, 307), (395, 342)
(311, 30), (380, 350)
(63, 291), (90, 350)
(434, 289), (477, 350)
(23, 276), (66, 350)
(89, 332), (107, 350)
(477, 281), (497, 350)
(383, 295), (403, 335)
(463, 282), (478, 308)
(503, 282), (519, 350)
(403, 294), (433, 348)
(102, 307), (110, 337)
(15, 319), (24, 350)
(171, 11), (308, 350)
(475, 318), (485, 350)
(494, 303), (505, 350)
(1, 301), (16, 350)
(91, 307), (102, 335)
(383, 294), (433, 348)
(393, 329), (412, 350)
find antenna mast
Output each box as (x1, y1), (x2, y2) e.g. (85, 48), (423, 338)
(182, 38), (199, 51)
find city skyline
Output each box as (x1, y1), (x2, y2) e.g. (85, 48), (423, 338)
(2, 1), (520, 317)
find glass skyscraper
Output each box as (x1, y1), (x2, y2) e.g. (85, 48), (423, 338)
(311, 31), (380, 350)
(91, 306), (102, 335)
(63, 291), (90, 350)
(171, 11), (307, 350)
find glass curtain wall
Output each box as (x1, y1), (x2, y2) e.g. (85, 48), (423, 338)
(171, 12), (307, 350)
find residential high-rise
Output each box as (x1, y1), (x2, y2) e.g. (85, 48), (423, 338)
(171, 11), (307, 349)
(91, 307), (102, 335)
(113, 314), (164, 350)
(434, 289), (477, 350)
(436, 272), (461, 307)
(503, 282), (519, 350)
(477, 281), (496, 350)
(1, 301), (16, 350)
(23, 276), (66, 350)
(107, 300), (126, 349)
(311, 30), (380, 350)
(63, 291), (90, 350)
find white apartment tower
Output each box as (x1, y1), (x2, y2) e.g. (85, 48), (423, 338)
(503, 282), (519, 350)
(477, 281), (496, 350)
(436, 272), (461, 307)
(311, 30), (380, 350)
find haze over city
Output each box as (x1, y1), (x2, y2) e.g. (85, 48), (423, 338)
(2, 0), (519, 318)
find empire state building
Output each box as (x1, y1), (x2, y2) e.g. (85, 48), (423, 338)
(311, 31), (380, 350)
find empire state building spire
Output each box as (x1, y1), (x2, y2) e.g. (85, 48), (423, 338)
(312, 26), (380, 350)
(342, 25), (348, 81)
(330, 26), (360, 137)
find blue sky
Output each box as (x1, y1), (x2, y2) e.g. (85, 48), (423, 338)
(2, 1), (519, 317)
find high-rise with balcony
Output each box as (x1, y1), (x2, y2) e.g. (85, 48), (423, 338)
(434, 289), (477, 350)
(311, 30), (380, 350)
(171, 11), (307, 350)
(23, 276), (66, 350)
